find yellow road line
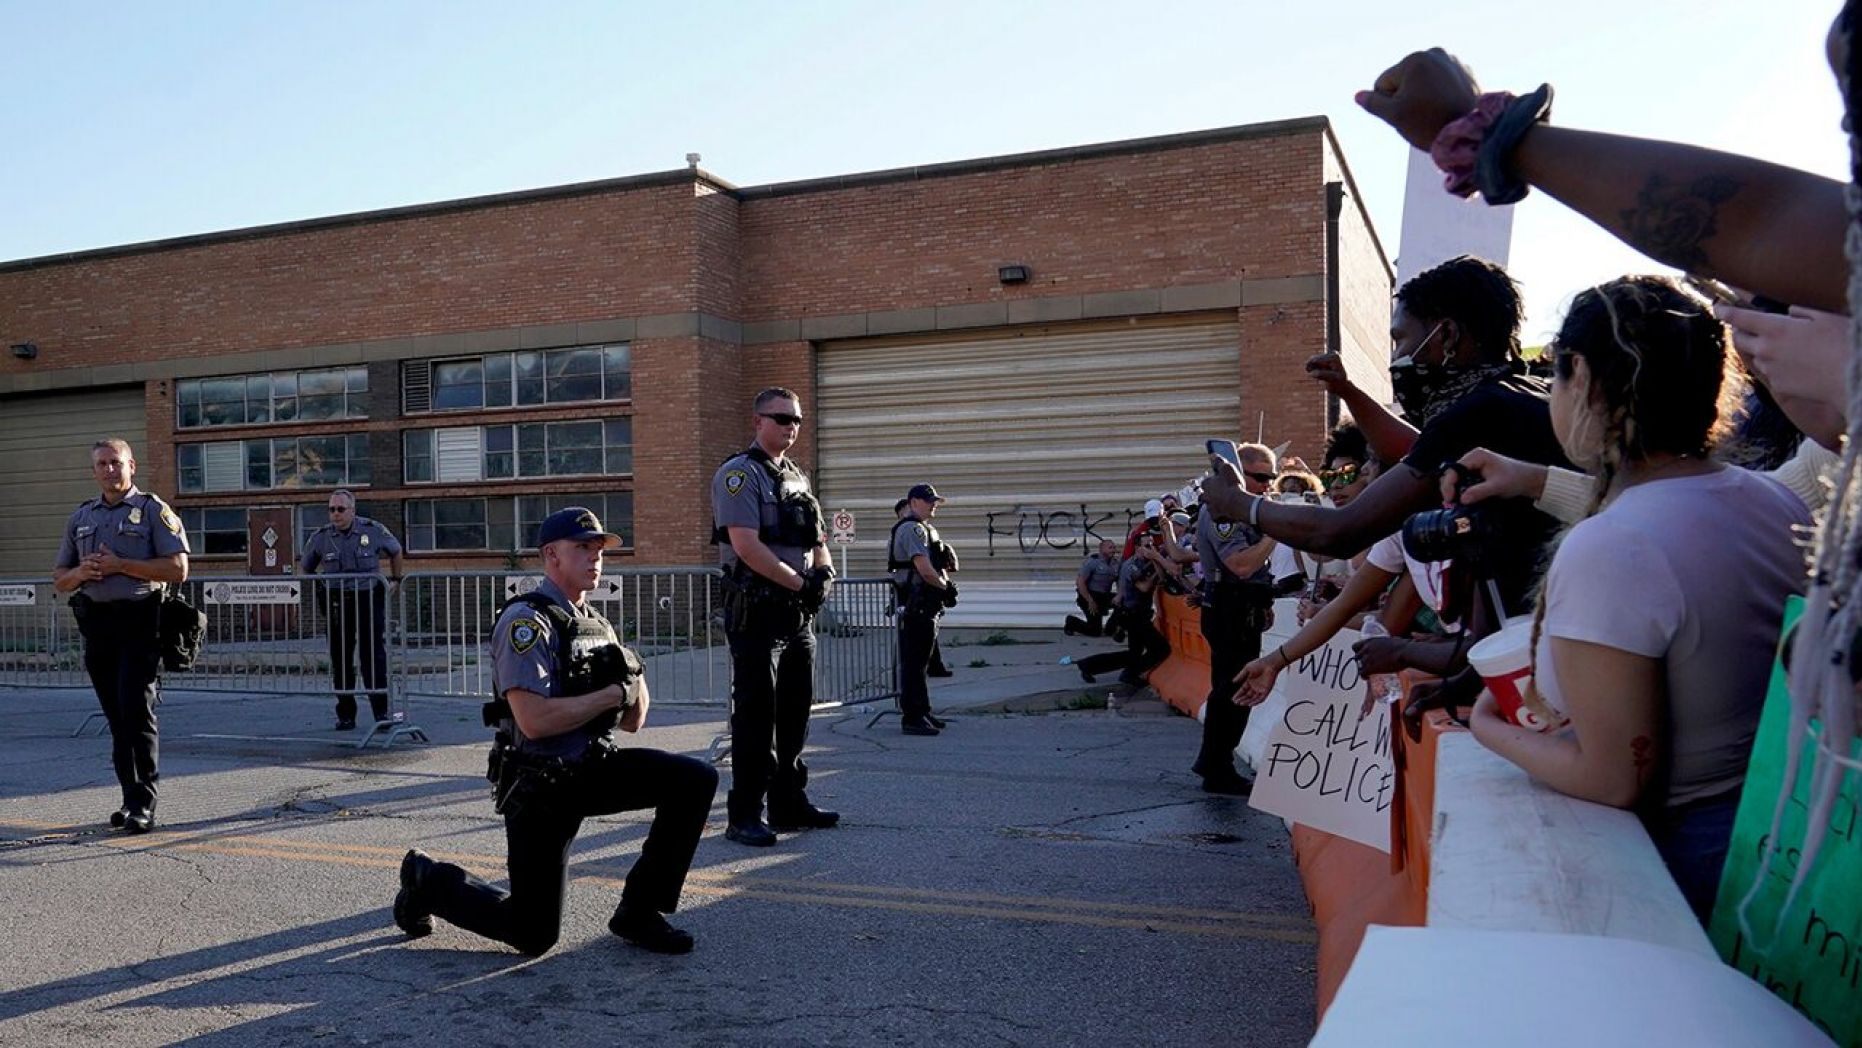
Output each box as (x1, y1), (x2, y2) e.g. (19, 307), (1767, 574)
(0, 819), (1317, 942)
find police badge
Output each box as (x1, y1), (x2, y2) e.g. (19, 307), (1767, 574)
(724, 469), (748, 496)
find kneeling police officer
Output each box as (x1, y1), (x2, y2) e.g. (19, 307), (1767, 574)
(393, 507), (718, 955)
(712, 387), (839, 847)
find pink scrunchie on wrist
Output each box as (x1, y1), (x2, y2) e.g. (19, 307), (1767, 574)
(1430, 92), (1516, 199)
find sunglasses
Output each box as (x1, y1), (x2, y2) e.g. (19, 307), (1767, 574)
(1243, 470), (1277, 485)
(759, 412), (805, 426)
(1319, 465), (1362, 488)
(328, 505), (350, 513)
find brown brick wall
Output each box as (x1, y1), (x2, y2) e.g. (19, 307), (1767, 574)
(737, 134), (1326, 322)
(2, 122), (1386, 571)
(0, 182), (700, 374)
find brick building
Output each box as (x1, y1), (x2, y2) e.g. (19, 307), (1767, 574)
(0, 117), (1392, 623)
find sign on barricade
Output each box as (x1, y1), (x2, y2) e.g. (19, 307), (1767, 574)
(201, 580), (302, 605)
(502, 575), (625, 602)
(1249, 628), (1395, 852)
(0, 584), (36, 606)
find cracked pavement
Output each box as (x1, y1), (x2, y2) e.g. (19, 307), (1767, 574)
(0, 640), (1316, 1046)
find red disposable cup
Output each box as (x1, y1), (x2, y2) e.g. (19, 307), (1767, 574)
(1467, 618), (1563, 732)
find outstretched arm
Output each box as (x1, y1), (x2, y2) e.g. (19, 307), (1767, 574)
(1358, 48), (1848, 312)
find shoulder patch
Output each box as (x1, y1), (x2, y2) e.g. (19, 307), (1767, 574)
(161, 507), (183, 535)
(1215, 521), (1237, 539)
(509, 618), (543, 654)
(723, 469), (749, 496)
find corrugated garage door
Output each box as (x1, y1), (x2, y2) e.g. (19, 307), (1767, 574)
(0, 386), (150, 576)
(816, 316), (1239, 627)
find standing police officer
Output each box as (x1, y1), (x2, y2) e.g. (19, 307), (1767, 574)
(890, 483), (955, 736)
(1192, 443), (1278, 795)
(51, 439), (190, 834)
(711, 387), (838, 848)
(299, 489), (404, 729)
(394, 507), (718, 955)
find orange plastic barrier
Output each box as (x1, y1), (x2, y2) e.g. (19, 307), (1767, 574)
(1147, 593), (1461, 1020)
(1147, 592), (1210, 718)
(1296, 708), (1458, 1019)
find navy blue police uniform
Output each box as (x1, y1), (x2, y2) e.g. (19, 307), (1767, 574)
(393, 508), (718, 956)
(299, 513), (402, 727)
(710, 444), (839, 844)
(55, 485), (190, 831)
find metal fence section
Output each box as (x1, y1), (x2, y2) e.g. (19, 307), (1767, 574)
(395, 567), (726, 712)
(0, 578), (83, 692)
(814, 578), (900, 710)
(0, 567), (902, 750)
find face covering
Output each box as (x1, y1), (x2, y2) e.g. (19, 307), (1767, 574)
(1389, 321), (1513, 427)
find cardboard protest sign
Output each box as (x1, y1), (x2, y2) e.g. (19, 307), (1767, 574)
(1249, 628), (1395, 852)
(1709, 598), (1862, 1045)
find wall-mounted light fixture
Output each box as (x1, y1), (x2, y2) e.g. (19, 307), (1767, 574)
(997, 264), (1031, 285)
(9, 342), (36, 360)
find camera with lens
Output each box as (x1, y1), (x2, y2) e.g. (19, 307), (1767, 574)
(1400, 467), (1500, 572)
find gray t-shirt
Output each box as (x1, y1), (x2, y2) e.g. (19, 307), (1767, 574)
(300, 517), (403, 591)
(55, 487), (192, 602)
(491, 577), (620, 760)
(712, 449), (816, 574)
(1532, 467), (1808, 808)
(1116, 556), (1156, 612)
(890, 517), (934, 588)
(1194, 511), (1269, 586)
(1077, 553), (1119, 595)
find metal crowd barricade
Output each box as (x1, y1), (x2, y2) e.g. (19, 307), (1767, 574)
(814, 578), (900, 710)
(0, 567), (901, 755)
(0, 577), (84, 693)
(395, 566), (728, 713)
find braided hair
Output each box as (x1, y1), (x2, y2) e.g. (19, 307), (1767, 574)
(1522, 276), (1736, 721)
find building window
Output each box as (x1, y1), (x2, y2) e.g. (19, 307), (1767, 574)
(404, 492), (634, 552)
(403, 418), (631, 484)
(177, 507), (250, 556)
(177, 434), (372, 493)
(406, 344), (630, 414)
(177, 366), (368, 428)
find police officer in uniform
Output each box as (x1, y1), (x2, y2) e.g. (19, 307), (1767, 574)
(299, 489), (405, 729)
(890, 483), (956, 736)
(394, 507), (718, 955)
(711, 387), (839, 848)
(1192, 443), (1279, 795)
(1064, 539), (1121, 636)
(51, 439), (190, 834)
(896, 495), (954, 677)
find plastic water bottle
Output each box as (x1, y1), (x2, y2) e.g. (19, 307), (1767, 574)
(1059, 655), (1074, 666)
(1356, 618), (1404, 705)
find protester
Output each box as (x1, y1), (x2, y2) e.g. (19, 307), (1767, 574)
(1450, 277), (1808, 921)
(1202, 256), (1572, 623)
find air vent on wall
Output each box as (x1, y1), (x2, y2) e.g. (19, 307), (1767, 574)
(402, 360), (432, 414)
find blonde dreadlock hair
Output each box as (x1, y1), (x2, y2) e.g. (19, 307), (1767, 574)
(1521, 277), (1739, 724)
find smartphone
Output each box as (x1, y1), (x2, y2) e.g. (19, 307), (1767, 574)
(1205, 439), (1241, 473)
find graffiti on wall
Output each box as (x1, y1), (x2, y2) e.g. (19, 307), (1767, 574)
(981, 505), (1146, 556)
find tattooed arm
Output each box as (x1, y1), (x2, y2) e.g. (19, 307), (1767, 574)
(1468, 636), (1664, 809)
(1358, 49), (1847, 312)
(1513, 128), (1846, 313)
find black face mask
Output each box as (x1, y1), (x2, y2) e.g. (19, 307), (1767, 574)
(1389, 321), (1450, 423)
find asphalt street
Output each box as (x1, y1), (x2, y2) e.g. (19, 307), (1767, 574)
(0, 638), (1317, 1047)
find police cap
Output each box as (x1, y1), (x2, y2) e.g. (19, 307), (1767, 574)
(537, 506), (622, 550)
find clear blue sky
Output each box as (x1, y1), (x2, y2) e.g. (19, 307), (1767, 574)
(1, 1), (1844, 343)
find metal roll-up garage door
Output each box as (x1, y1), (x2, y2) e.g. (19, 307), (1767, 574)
(0, 386), (149, 575)
(816, 316), (1240, 627)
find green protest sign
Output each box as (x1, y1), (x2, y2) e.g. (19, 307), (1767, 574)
(1709, 597), (1862, 1045)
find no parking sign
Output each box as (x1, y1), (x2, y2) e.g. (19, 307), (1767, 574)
(829, 509), (856, 545)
